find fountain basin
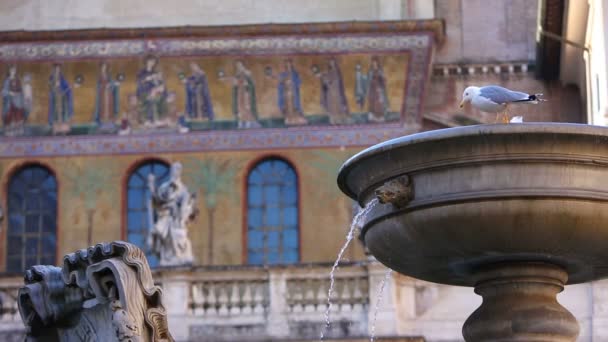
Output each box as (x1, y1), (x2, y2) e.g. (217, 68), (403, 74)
(338, 123), (608, 287)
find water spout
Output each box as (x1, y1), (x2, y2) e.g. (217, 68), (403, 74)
(320, 198), (378, 340)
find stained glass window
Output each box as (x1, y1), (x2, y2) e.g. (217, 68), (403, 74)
(247, 158), (299, 265)
(6, 165), (57, 272)
(126, 160), (170, 268)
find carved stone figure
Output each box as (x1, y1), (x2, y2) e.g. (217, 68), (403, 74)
(146, 162), (197, 266)
(375, 175), (413, 208)
(17, 241), (174, 342)
(111, 298), (141, 342)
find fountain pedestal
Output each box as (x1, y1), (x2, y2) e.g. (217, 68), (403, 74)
(463, 262), (579, 341)
(337, 123), (608, 341)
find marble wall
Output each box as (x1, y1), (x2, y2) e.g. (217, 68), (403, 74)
(0, 0), (431, 31)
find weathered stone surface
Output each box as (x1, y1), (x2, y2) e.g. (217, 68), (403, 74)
(338, 123), (608, 341)
(434, 0), (539, 64)
(147, 162), (196, 267)
(339, 123), (608, 286)
(0, 330), (25, 342)
(463, 263), (579, 341)
(18, 241), (173, 342)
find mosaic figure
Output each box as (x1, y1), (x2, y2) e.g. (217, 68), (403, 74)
(23, 74), (33, 115)
(136, 55), (168, 126)
(184, 62), (214, 120)
(220, 60), (261, 129)
(2, 65), (29, 135)
(355, 57), (389, 122)
(94, 61), (120, 130)
(167, 91), (188, 133)
(317, 57), (350, 125)
(268, 59), (307, 125)
(354, 63), (366, 110)
(118, 94), (139, 135)
(48, 64), (73, 134)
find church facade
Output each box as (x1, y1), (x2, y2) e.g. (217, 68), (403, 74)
(0, 1), (603, 341)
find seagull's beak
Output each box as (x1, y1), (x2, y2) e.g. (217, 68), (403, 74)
(459, 100), (464, 109)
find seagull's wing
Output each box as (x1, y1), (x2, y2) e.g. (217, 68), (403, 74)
(479, 85), (530, 104)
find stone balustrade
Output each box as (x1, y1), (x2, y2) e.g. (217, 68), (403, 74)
(190, 271), (270, 317)
(0, 277), (20, 325)
(0, 276), (24, 342)
(4, 260), (608, 341)
(154, 262), (373, 341)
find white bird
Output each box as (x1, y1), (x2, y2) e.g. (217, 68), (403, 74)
(459, 85), (545, 123)
(510, 116), (524, 123)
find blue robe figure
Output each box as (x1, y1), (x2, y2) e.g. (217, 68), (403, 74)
(136, 55), (167, 124)
(48, 65), (73, 126)
(185, 63), (214, 120)
(93, 62), (120, 126)
(277, 60), (306, 125)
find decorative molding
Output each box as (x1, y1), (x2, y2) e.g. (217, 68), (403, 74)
(356, 152), (608, 205)
(0, 20), (445, 44)
(0, 34), (432, 61)
(0, 124), (420, 158)
(432, 62), (534, 77)
(0, 19), (445, 144)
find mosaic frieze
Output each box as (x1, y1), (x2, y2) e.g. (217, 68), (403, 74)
(0, 21), (441, 153)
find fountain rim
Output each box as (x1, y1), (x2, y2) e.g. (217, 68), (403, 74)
(337, 122), (608, 201)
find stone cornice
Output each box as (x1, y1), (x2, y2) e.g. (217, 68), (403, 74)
(0, 19), (445, 44)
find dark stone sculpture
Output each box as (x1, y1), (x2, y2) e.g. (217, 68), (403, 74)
(17, 241), (174, 342)
(338, 123), (608, 341)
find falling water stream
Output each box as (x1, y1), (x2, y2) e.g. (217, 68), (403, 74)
(370, 269), (393, 342)
(320, 198), (378, 340)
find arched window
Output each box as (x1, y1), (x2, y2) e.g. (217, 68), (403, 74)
(247, 158), (299, 265)
(6, 165), (57, 272)
(126, 160), (170, 267)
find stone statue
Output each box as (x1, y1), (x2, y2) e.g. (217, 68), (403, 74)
(146, 162), (197, 266)
(17, 241), (174, 341)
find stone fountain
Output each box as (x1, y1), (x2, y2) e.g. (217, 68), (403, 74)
(337, 123), (608, 341)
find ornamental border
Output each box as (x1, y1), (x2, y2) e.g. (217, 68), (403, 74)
(0, 123), (421, 158)
(0, 20), (443, 156)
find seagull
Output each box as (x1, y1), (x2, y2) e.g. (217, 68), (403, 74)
(510, 116), (524, 123)
(459, 85), (545, 123)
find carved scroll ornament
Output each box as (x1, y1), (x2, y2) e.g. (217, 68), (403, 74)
(18, 241), (174, 342)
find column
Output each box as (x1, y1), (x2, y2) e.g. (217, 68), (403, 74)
(267, 269), (290, 338)
(160, 270), (191, 341)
